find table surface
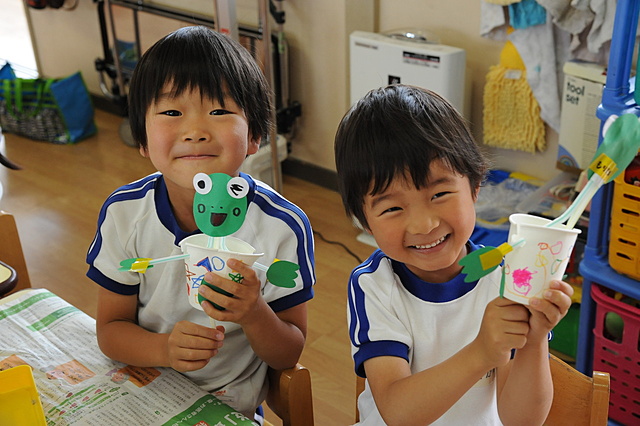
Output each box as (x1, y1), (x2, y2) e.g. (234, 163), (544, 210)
(0, 288), (258, 425)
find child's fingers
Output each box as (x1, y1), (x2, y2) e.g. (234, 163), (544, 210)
(479, 299), (530, 359)
(226, 258), (260, 286)
(167, 321), (225, 371)
(169, 321), (224, 352)
(198, 282), (231, 311)
(174, 320), (224, 341)
(171, 358), (211, 372)
(201, 260), (259, 298)
(541, 282), (572, 312)
(530, 281), (572, 312)
(528, 290), (572, 333)
(548, 280), (574, 298)
(489, 297), (530, 322)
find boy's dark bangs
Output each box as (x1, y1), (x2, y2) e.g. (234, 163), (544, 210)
(368, 121), (436, 196)
(152, 42), (227, 106)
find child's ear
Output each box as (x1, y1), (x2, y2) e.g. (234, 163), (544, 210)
(139, 145), (149, 158)
(247, 136), (261, 156)
(472, 184), (481, 201)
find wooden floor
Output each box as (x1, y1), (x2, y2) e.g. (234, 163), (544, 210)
(0, 109), (376, 425)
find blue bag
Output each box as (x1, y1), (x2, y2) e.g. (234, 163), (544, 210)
(0, 63), (97, 144)
(0, 63), (16, 80)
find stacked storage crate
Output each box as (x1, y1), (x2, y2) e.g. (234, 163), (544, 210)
(609, 172), (640, 279)
(575, 1), (640, 424)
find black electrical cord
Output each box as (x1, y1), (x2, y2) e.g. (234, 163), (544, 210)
(313, 230), (363, 265)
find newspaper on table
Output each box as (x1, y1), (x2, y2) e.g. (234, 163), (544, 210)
(0, 289), (258, 426)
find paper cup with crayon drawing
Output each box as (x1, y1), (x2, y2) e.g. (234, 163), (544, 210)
(179, 234), (263, 310)
(502, 214), (581, 305)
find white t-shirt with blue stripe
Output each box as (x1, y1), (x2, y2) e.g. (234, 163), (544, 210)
(348, 242), (502, 425)
(87, 172), (315, 418)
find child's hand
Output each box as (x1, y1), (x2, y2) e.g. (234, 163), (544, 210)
(199, 258), (268, 327)
(473, 297), (530, 368)
(526, 280), (573, 343)
(166, 321), (224, 372)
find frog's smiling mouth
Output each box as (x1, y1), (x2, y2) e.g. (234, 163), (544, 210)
(211, 212), (227, 227)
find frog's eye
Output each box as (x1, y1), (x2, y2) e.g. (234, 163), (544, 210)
(227, 176), (249, 199)
(193, 173), (212, 195)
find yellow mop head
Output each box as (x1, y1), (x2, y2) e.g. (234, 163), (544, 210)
(483, 38), (545, 153)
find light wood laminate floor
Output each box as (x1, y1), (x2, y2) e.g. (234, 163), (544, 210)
(0, 109), (376, 425)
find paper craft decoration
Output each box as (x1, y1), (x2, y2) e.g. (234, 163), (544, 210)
(119, 255), (186, 273)
(546, 113), (640, 229)
(459, 240), (524, 283)
(461, 114), (640, 286)
(182, 234), (264, 311)
(118, 172), (300, 311)
(119, 253), (297, 287)
(193, 172), (249, 249)
(501, 214), (581, 305)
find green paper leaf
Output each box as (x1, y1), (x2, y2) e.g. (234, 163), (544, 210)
(588, 113), (640, 182)
(118, 258), (154, 272)
(459, 246), (500, 283)
(266, 261), (299, 288)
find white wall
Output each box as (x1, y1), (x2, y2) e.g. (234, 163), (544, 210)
(375, 0), (560, 180)
(25, 0), (560, 182)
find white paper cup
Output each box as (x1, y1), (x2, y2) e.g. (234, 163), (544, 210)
(179, 235), (263, 310)
(502, 214), (581, 305)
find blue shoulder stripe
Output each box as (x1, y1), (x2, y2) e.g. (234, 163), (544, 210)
(87, 265), (139, 295)
(86, 174), (160, 265)
(348, 250), (386, 347)
(251, 183), (316, 289)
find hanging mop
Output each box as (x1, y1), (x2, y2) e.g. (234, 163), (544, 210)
(483, 31), (545, 153)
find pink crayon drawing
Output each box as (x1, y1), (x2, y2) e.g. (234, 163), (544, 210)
(512, 267), (536, 296)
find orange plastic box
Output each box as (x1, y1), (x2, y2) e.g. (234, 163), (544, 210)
(591, 284), (640, 425)
(608, 173), (640, 280)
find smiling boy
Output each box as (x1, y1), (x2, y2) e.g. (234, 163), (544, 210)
(86, 27), (315, 420)
(335, 85), (573, 425)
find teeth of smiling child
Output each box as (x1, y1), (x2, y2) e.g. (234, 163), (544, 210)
(414, 236), (446, 249)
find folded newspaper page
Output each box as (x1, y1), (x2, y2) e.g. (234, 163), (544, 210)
(0, 289), (258, 426)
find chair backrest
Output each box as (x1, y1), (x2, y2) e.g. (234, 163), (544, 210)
(355, 354), (610, 425)
(0, 211), (31, 294)
(546, 353), (610, 425)
(266, 363), (314, 426)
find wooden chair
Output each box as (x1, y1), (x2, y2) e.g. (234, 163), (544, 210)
(545, 354), (610, 425)
(355, 354), (610, 425)
(266, 364), (315, 426)
(0, 211), (31, 297)
(0, 210), (314, 425)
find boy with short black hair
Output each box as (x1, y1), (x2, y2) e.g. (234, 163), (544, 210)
(87, 26), (315, 420)
(335, 84), (572, 425)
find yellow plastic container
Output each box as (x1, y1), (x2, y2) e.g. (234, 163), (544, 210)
(609, 173), (640, 280)
(0, 365), (46, 425)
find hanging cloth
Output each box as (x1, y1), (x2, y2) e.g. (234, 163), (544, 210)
(484, 0), (522, 5)
(482, 33), (546, 153)
(509, 0), (547, 29)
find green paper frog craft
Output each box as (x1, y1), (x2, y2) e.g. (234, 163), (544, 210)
(118, 173), (301, 301)
(193, 172), (250, 238)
